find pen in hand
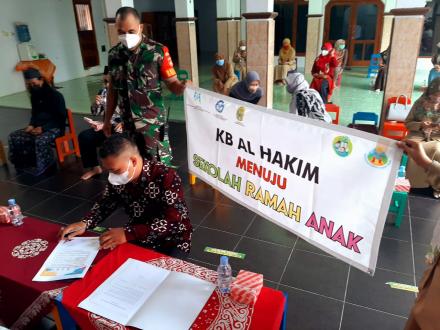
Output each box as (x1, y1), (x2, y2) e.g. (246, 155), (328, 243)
(62, 229), (81, 242)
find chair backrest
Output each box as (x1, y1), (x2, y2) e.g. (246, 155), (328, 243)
(66, 109), (76, 136)
(370, 54), (381, 67)
(177, 69), (190, 81)
(382, 121), (408, 140)
(352, 112), (379, 126)
(325, 104), (340, 124)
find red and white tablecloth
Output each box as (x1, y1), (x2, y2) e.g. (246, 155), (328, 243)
(0, 217), (105, 329)
(394, 177), (411, 192)
(62, 243), (286, 330)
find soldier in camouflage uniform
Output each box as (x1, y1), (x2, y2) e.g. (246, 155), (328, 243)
(103, 7), (186, 167)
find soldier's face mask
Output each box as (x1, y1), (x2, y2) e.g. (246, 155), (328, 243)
(119, 26), (141, 50)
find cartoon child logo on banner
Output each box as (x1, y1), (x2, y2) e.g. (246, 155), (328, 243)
(333, 136), (353, 157)
(366, 145), (391, 168)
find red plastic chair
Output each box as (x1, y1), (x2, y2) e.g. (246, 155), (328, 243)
(55, 109), (81, 163)
(325, 104), (340, 124)
(382, 121), (408, 140)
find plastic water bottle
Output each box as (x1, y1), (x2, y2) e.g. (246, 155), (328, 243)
(397, 165), (406, 178)
(8, 199), (24, 226)
(217, 256), (232, 293)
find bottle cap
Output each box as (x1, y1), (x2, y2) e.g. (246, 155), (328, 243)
(8, 199), (16, 206)
(220, 255), (229, 265)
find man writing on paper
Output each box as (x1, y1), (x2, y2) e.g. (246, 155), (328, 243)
(103, 6), (187, 167)
(59, 135), (192, 256)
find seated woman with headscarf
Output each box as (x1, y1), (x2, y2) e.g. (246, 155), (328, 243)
(212, 53), (238, 95)
(8, 69), (67, 176)
(374, 47), (389, 92)
(333, 39), (348, 88)
(233, 40), (247, 80)
(229, 71), (263, 105)
(405, 77), (440, 198)
(310, 42), (338, 103)
(286, 71), (332, 123)
(274, 38), (296, 85)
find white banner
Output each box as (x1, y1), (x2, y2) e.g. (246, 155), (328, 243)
(184, 87), (402, 274)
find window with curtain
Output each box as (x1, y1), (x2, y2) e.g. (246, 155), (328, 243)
(75, 4), (93, 31)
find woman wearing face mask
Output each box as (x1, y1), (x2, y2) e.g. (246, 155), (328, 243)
(212, 53), (238, 95)
(8, 68), (67, 176)
(229, 71), (263, 105)
(274, 38), (296, 85)
(333, 39), (348, 88)
(405, 77), (440, 198)
(310, 42), (338, 103)
(233, 40), (247, 80)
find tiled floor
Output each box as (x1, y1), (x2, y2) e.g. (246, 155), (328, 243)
(0, 53), (428, 125)
(1, 107), (439, 329)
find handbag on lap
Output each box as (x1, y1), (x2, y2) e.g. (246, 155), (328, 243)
(387, 95), (411, 122)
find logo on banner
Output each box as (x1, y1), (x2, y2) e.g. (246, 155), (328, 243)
(333, 136), (352, 157)
(215, 100), (225, 113)
(193, 91), (202, 103)
(365, 145), (391, 168)
(236, 106), (245, 122)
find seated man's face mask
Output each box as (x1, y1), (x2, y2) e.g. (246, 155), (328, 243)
(108, 159), (135, 185)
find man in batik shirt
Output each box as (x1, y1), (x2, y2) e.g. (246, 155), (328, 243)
(58, 135), (192, 255)
(103, 7), (187, 166)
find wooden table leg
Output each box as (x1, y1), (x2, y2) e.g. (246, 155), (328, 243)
(189, 174), (197, 185)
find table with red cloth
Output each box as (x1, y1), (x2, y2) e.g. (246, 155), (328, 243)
(0, 217), (105, 329)
(62, 243), (287, 330)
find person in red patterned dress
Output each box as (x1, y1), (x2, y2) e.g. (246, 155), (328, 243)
(310, 42), (338, 103)
(58, 135), (192, 256)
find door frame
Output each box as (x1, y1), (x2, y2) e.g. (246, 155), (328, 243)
(324, 0), (384, 66)
(274, 0), (308, 56)
(72, 0), (100, 68)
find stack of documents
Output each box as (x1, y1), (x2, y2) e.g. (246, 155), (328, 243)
(79, 258), (216, 330)
(33, 237), (100, 282)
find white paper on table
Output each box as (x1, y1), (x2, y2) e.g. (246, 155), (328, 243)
(128, 271), (216, 330)
(79, 258), (216, 329)
(78, 259), (171, 325)
(32, 237), (100, 282)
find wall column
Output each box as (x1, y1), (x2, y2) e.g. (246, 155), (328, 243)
(174, 0), (199, 86)
(243, 12), (277, 107)
(380, 7), (429, 131)
(217, 0), (241, 62)
(304, 14), (324, 76)
(380, 13), (394, 51)
(242, 0), (275, 107)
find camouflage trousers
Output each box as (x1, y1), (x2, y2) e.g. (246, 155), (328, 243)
(135, 122), (174, 167)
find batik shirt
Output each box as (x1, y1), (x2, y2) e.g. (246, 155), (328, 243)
(82, 159), (192, 253)
(108, 36), (177, 164)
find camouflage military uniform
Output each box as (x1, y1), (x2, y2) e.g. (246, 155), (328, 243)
(108, 35), (176, 166)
